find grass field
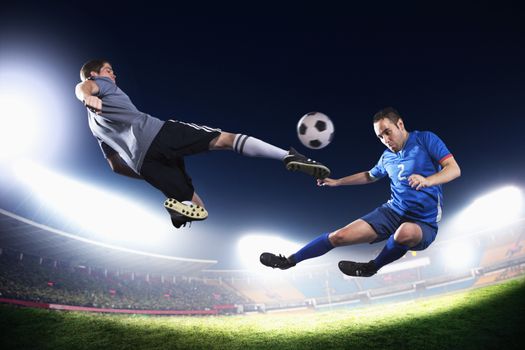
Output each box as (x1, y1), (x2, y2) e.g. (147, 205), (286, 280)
(1, 277), (524, 350)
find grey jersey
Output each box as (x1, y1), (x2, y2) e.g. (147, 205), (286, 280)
(86, 76), (164, 174)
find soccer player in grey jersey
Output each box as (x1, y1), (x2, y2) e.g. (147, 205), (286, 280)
(75, 59), (330, 228)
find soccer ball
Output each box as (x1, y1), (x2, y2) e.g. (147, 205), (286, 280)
(297, 112), (334, 149)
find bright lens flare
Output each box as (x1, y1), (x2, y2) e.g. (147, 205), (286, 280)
(0, 94), (39, 160)
(454, 186), (523, 232)
(237, 234), (302, 271)
(442, 241), (476, 272)
(13, 160), (170, 244)
(0, 57), (71, 163)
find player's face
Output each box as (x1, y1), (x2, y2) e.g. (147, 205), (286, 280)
(374, 118), (407, 152)
(92, 63), (116, 83)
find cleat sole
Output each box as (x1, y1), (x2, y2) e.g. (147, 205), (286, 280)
(286, 161), (330, 179)
(164, 198), (208, 221)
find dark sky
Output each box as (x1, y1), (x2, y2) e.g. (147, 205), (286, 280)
(1, 2), (524, 268)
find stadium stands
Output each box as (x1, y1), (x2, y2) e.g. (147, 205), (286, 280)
(1, 208), (525, 314)
(0, 247), (246, 310)
(226, 277), (304, 304)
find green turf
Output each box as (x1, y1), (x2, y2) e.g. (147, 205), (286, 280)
(1, 277), (524, 350)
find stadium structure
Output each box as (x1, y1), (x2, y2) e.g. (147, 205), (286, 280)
(1, 205), (524, 316)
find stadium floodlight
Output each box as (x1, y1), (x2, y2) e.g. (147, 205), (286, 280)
(377, 257), (431, 275)
(237, 234), (302, 271)
(441, 241), (477, 272)
(0, 57), (71, 163)
(452, 186), (523, 234)
(0, 94), (39, 161)
(13, 160), (170, 244)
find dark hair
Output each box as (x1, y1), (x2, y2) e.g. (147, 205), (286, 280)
(373, 107), (402, 124)
(80, 59), (109, 81)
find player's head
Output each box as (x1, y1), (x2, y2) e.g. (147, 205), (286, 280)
(373, 107), (408, 152)
(80, 59), (116, 83)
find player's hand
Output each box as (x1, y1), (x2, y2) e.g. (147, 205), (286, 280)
(84, 96), (102, 114)
(408, 174), (430, 190)
(317, 178), (339, 187)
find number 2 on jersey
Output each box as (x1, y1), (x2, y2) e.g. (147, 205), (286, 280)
(397, 164), (407, 181)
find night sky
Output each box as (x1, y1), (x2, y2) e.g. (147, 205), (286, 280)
(1, 2), (524, 268)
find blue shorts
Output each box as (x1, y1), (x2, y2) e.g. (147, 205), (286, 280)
(360, 205), (438, 251)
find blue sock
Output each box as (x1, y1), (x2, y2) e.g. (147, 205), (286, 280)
(292, 233), (334, 264)
(373, 235), (409, 269)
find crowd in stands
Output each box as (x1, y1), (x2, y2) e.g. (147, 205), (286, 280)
(0, 249), (247, 310)
(2, 228), (524, 312)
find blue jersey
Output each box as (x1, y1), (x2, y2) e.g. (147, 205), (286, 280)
(369, 131), (452, 225)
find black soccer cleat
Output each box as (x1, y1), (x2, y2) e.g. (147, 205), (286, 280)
(338, 260), (378, 277)
(164, 198), (208, 228)
(284, 147), (331, 179)
(260, 252), (296, 270)
(170, 216), (189, 229)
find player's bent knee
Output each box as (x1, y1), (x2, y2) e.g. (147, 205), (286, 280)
(210, 132), (235, 150)
(329, 220), (378, 247)
(328, 229), (350, 247)
(394, 223), (422, 247)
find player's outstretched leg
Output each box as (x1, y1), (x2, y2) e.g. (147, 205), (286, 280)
(260, 253), (296, 270)
(338, 260), (378, 277)
(164, 198), (208, 228)
(260, 232), (335, 270)
(283, 147), (330, 179)
(212, 133), (331, 179)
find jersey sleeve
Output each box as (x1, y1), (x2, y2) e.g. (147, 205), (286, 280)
(91, 76), (114, 97)
(369, 154), (387, 180)
(420, 131), (452, 163)
(96, 138), (118, 159)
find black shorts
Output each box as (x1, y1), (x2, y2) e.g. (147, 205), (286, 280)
(140, 120), (221, 201)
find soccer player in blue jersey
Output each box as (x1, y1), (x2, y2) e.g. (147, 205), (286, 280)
(75, 59), (330, 228)
(260, 107), (461, 277)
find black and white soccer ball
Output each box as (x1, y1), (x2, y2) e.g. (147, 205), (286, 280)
(297, 112), (334, 149)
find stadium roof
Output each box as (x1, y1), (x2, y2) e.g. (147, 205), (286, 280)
(0, 208), (217, 275)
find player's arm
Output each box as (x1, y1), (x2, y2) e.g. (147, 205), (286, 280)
(75, 80), (102, 114)
(107, 153), (143, 179)
(317, 171), (378, 187)
(408, 156), (461, 190)
(98, 141), (142, 179)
